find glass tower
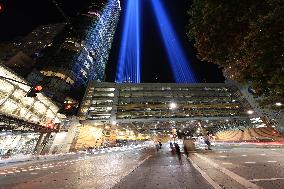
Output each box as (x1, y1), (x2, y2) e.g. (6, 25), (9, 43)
(32, 0), (121, 101)
(75, 0), (121, 84)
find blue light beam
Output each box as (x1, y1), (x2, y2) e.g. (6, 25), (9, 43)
(150, 0), (197, 83)
(116, 0), (141, 83)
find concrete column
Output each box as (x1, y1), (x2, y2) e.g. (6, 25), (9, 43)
(60, 119), (81, 153)
(39, 132), (52, 155)
(33, 133), (45, 154)
(110, 87), (119, 122)
(48, 132), (68, 154)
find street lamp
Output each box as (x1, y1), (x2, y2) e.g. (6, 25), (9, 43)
(247, 110), (254, 115)
(275, 102), (282, 107)
(111, 121), (117, 126)
(169, 102), (177, 110)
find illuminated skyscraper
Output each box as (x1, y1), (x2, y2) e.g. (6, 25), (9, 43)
(0, 23), (66, 75)
(81, 0), (121, 82)
(30, 0), (121, 102)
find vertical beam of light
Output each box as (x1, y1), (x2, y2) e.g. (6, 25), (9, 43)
(135, 0), (140, 83)
(150, 0), (197, 83)
(116, 0), (141, 83)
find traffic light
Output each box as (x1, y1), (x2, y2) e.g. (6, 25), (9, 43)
(0, 3), (4, 14)
(65, 104), (73, 110)
(58, 102), (78, 116)
(46, 121), (54, 129)
(26, 85), (43, 97)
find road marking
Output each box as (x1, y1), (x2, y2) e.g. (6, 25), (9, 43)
(194, 153), (262, 189)
(267, 161), (277, 163)
(242, 155), (247, 157)
(219, 156), (227, 158)
(249, 178), (284, 182)
(245, 162), (256, 164)
(222, 162), (232, 165)
(260, 154), (266, 156)
(187, 156), (222, 189)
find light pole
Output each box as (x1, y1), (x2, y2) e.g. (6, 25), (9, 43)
(247, 110), (254, 115)
(275, 102), (282, 107)
(271, 102), (283, 123)
(169, 102), (177, 110)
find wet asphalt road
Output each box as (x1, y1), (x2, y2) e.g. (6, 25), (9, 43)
(1, 144), (284, 189)
(0, 146), (213, 189)
(0, 148), (155, 189)
(190, 144), (284, 189)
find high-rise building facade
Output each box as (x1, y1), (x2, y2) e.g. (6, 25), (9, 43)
(33, 0), (121, 102)
(0, 23), (66, 75)
(14, 23), (67, 60)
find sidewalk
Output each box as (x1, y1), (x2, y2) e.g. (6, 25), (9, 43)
(113, 147), (213, 189)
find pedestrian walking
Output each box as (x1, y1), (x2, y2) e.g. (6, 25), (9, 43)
(170, 142), (173, 149)
(204, 135), (211, 150)
(183, 145), (188, 157)
(158, 141), (162, 149)
(169, 142), (175, 155)
(156, 143), (160, 152)
(174, 143), (181, 161)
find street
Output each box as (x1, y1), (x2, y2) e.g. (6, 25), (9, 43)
(189, 144), (284, 189)
(113, 147), (213, 189)
(0, 0), (283, 188)
(1, 144), (284, 189)
(0, 147), (154, 189)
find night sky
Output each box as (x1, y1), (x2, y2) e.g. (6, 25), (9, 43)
(0, 0), (224, 83)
